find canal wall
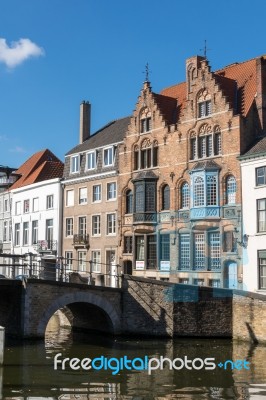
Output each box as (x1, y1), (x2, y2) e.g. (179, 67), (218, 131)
(0, 280), (23, 336)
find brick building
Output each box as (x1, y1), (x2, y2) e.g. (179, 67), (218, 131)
(62, 101), (130, 285)
(118, 54), (266, 288)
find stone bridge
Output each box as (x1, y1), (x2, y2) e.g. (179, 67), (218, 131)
(1, 275), (266, 343)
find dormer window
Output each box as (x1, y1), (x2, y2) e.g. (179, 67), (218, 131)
(70, 155), (80, 173)
(103, 147), (114, 167)
(86, 151), (96, 170)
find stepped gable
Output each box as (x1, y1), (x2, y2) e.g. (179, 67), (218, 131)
(10, 149), (64, 190)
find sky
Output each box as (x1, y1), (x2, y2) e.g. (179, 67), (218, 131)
(0, 0), (266, 168)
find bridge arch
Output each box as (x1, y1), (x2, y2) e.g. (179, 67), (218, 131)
(37, 291), (121, 337)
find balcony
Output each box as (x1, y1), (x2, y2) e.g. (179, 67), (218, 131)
(35, 240), (57, 253)
(73, 234), (89, 248)
(133, 212), (157, 224)
(190, 207), (220, 220)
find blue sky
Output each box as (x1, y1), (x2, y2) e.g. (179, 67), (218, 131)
(0, 0), (266, 168)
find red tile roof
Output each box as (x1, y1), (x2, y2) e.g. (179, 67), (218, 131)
(10, 149), (64, 190)
(160, 56), (262, 118)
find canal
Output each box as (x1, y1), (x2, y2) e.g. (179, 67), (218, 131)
(2, 316), (266, 399)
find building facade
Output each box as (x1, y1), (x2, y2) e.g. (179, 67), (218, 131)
(118, 55), (266, 288)
(62, 101), (130, 285)
(240, 137), (266, 292)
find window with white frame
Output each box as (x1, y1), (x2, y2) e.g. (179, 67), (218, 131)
(194, 233), (205, 270)
(23, 199), (30, 213)
(198, 100), (211, 118)
(78, 216), (86, 235)
(65, 218), (73, 237)
(256, 166), (266, 186)
(257, 199), (266, 233)
(70, 155), (80, 173)
(65, 251), (73, 271)
(86, 151), (96, 170)
(78, 251), (87, 272)
(32, 220), (38, 244)
(209, 233), (221, 270)
(66, 190), (74, 206)
(107, 182), (116, 200)
(8, 220), (11, 241)
(4, 199), (8, 212)
(15, 201), (21, 215)
(32, 197), (39, 212)
(92, 215), (101, 236)
(181, 182), (190, 208)
(23, 222), (29, 246)
(179, 234), (190, 270)
(226, 175), (236, 204)
(106, 213), (116, 235)
(46, 195), (54, 209)
(192, 171), (219, 208)
(103, 147), (114, 166)
(209, 279), (221, 288)
(79, 187), (87, 204)
(92, 185), (101, 202)
(190, 125), (221, 160)
(46, 219), (53, 245)
(91, 250), (101, 272)
(194, 176), (205, 207)
(14, 223), (20, 246)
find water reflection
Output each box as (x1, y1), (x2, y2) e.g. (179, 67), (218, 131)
(2, 316), (266, 399)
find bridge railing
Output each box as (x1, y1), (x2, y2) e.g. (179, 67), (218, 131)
(0, 256), (122, 288)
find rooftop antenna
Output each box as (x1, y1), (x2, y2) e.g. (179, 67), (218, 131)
(200, 40), (210, 59)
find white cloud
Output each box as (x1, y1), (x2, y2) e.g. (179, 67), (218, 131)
(0, 38), (44, 68)
(9, 146), (27, 153)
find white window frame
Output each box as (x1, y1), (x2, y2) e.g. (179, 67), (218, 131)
(23, 222), (29, 246)
(103, 147), (114, 167)
(15, 201), (21, 215)
(92, 215), (101, 236)
(91, 250), (101, 273)
(79, 187), (87, 204)
(107, 182), (117, 201)
(46, 194), (54, 209)
(92, 184), (101, 202)
(32, 220), (38, 245)
(14, 223), (20, 246)
(70, 155), (80, 174)
(65, 218), (73, 237)
(65, 251), (73, 271)
(78, 251), (87, 272)
(106, 213), (116, 235)
(66, 189), (74, 207)
(86, 151), (96, 170)
(23, 199), (30, 214)
(32, 197), (39, 212)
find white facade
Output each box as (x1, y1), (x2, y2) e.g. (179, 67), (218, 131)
(10, 178), (63, 275)
(241, 155), (266, 293)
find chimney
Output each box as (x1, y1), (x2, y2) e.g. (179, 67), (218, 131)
(256, 56), (266, 135)
(79, 101), (91, 144)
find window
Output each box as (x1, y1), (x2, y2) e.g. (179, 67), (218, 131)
(126, 190), (133, 214)
(46, 219), (53, 245)
(198, 100), (211, 118)
(33, 198), (39, 212)
(92, 215), (101, 236)
(65, 251), (73, 271)
(92, 185), (101, 202)
(106, 213), (116, 235)
(78, 216), (86, 235)
(87, 151), (96, 170)
(209, 233), (221, 270)
(162, 185), (170, 210)
(8, 220), (11, 241)
(3, 221), (8, 242)
(207, 175), (217, 206)
(65, 218), (73, 237)
(15, 201), (21, 215)
(103, 147), (114, 166)
(194, 233), (205, 270)
(256, 166), (266, 186)
(79, 187), (87, 204)
(258, 250), (266, 289)
(194, 278), (205, 286)
(223, 231), (235, 253)
(199, 136), (207, 158)
(4, 199), (8, 212)
(134, 180), (157, 222)
(66, 190), (74, 206)
(214, 133), (222, 155)
(194, 176), (205, 207)
(91, 251), (101, 272)
(78, 251), (87, 272)
(190, 137), (197, 160)
(14, 223), (20, 246)
(179, 278), (189, 284)
(257, 199), (266, 232)
(147, 235), (157, 269)
(179, 234), (190, 270)
(70, 155), (79, 173)
(32, 220), (38, 244)
(136, 236), (144, 261)
(190, 125), (221, 160)
(46, 195), (54, 209)
(140, 117), (151, 133)
(124, 236), (133, 254)
(23, 199), (30, 213)
(226, 175), (236, 204)
(181, 182), (190, 208)
(209, 279), (221, 288)
(134, 140), (158, 170)
(23, 222), (29, 246)
(192, 171), (219, 209)
(160, 234), (170, 261)
(107, 182), (117, 200)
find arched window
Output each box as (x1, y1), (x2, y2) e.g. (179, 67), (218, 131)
(181, 182), (190, 208)
(226, 176), (236, 204)
(198, 91), (211, 118)
(126, 190), (133, 214)
(162, 185), (170, 210)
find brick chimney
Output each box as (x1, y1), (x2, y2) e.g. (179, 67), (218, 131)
(79, 101), (91, 144)
(256, 56), (266, 135)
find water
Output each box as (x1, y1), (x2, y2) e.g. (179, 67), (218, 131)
(2, 316), (266, 399)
